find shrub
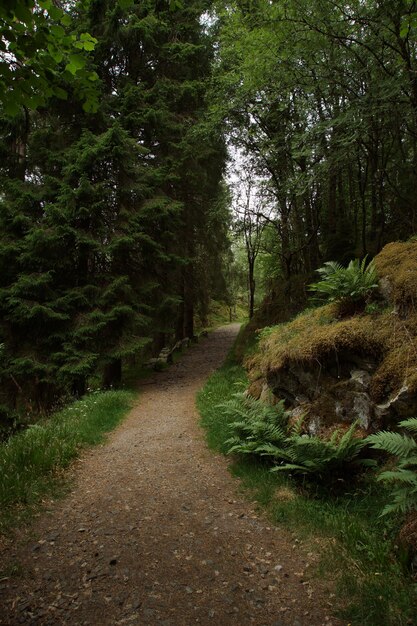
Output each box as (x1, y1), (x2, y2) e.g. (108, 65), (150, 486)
(366, 418), (417, 515)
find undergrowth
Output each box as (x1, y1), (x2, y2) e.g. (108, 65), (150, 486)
(367, 419), (417, 516)
(223, 392), (370, 480)
(198, 344), (417, 626)
(0, 390), (134, 534)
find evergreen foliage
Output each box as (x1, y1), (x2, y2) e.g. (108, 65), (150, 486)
(0, 0), (231, 424)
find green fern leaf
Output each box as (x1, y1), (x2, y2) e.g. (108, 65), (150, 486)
(271, 463), (308, 473)
(366, 431), (417, 456)
(378, 469), (417, 485)
(398, 418), (417, 433)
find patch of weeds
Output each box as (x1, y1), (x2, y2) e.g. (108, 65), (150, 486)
(197, 362), (247, 452)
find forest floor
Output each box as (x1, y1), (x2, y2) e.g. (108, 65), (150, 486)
(0, 324), (341, 626)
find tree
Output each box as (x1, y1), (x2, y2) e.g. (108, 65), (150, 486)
(232, 164), (269, 318)
(0, 0), (231, 418)
(212, 0), (417, 295)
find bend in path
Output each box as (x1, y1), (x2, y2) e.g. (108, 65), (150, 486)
(0, 324), (340, 626)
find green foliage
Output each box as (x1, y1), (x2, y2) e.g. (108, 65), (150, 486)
(367, 418), (417, 515)
(224, 393), (369, 480)
(0, 390), (133, 523)
(224, 393), (288, 454)
(197, 363), (248, 453)
(0, 0), (231, 410)
(309, 258), (379, 305)
(0, 0), (99, 114)
(199, 341), (417, 626)
(213, 0), (417, 290)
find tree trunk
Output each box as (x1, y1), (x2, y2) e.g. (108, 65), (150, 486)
(248, 258), (255, 319)
(102, 358), (122, 389)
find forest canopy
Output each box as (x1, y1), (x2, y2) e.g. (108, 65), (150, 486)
(0, 0), (231, 428)
(1, 0), (417, 430)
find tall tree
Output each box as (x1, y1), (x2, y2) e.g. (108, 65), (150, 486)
(212, 0), (417, 291)
(0, 0), (231, 418)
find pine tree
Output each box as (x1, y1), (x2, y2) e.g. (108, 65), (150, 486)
(0, 0), (231, 419)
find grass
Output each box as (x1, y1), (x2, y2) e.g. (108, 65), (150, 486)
(0, 390), (134, 534)
(0, 324), (203, 535)
(197, 343), (417, 626)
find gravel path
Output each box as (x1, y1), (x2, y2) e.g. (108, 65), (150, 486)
(0, 324), (340, 626)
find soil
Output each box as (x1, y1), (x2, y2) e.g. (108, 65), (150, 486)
(0, 324), (341, 626)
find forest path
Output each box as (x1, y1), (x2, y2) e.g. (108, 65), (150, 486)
(0, 325), (340, 626)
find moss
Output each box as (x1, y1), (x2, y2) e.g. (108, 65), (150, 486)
(247, 245), (417, 409)
(374, 241), (417, 311)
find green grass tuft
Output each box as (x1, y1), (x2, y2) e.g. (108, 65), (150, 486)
(0, 390), (134, 532)
(197, 363), (247, 452)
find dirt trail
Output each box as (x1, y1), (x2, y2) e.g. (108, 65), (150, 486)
(0, 324), (340, 626)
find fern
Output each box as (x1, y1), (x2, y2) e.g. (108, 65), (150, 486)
(309, 256), (379, 305)
(222, 392), (288, 456)
(366, 431), (417, 457)
(366, 418), (417, 515)
(271, 422), (368, 478)
(397, 418), (417, 433)
(222, 393), (368, 482)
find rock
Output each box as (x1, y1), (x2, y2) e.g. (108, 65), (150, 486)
(181, 337), (191, 349)
(350, 368), (371, 389)
(264, 348), (405, 433)
(259, 382), (279, 406)
(158, 348), (173, 364)
(379, 276), (394, 305)
(375, 385), (417, 425)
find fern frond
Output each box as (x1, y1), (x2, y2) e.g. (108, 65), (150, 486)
(253, 443), (291, 459)
(398, 418), (417, 433)
(378, 469), (417, 485)
(380, 487), (417, 516)
(366, 431), (417, 456)
(271, 463), (308, 473)
(290, 413), (305, 436)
